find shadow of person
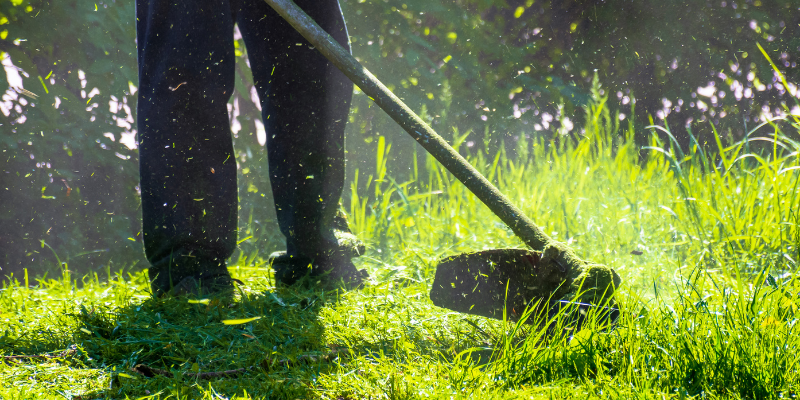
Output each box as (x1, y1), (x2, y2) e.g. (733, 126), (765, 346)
(71, 281), (350, 398)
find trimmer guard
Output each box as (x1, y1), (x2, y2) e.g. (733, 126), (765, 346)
(430, 248), (620, 326)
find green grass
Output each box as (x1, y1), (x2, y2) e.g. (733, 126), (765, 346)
(3, 90), (800, 399)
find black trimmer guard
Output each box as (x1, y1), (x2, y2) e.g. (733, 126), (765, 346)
(430, 249), (620, 326)
(430, 249), (562, 321)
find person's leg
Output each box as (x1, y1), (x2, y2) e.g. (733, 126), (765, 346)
(237, 0), (363, 284)
(136, 0), (239, 295)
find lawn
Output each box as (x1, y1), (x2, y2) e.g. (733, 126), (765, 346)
(2, 91), (800, 399)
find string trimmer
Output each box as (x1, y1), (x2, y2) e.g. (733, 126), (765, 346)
(262, 0), (621, 324)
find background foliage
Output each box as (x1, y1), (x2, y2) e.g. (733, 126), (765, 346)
(3, 91), (800, 398)
(1, 0), (141, 275)
(1, 0), (798, 275)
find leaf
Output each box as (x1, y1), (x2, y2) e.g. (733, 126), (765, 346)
(221, 316), (261, 325)
(765, 274), (778, 290)
(270, 293), (286, 307)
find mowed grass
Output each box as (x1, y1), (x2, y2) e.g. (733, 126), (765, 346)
(3, 91), (800, 399)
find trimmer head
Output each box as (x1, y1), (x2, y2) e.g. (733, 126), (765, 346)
(430, 248), (620, 326)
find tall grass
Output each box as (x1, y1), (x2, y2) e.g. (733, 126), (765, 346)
(2, 86), (800, 398)
(348, 87), (800, 296)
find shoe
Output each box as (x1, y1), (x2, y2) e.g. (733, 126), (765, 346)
(269, 253), (314, 286)
(269, 251), (368, 289)
(331, 209), (366, 258)
(152, 273), (241, 298)
(270, 210), (369, 288)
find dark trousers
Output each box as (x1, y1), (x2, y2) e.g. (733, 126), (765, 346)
(136, 0), (353, 286)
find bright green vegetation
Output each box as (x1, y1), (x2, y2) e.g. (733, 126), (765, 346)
(3, 92), (800, 399)
(5, 0), (798, 273)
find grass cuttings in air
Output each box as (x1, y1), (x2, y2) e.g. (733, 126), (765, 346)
(2, 88), (800, 398)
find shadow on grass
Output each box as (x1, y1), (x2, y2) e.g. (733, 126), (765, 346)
(2, 272), (509, 399)
(3, 282), (357, 399)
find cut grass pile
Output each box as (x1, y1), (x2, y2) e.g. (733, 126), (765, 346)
(2, 90), (800, 399)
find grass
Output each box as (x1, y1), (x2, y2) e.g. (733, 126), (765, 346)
(3, 87), (800, 399)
